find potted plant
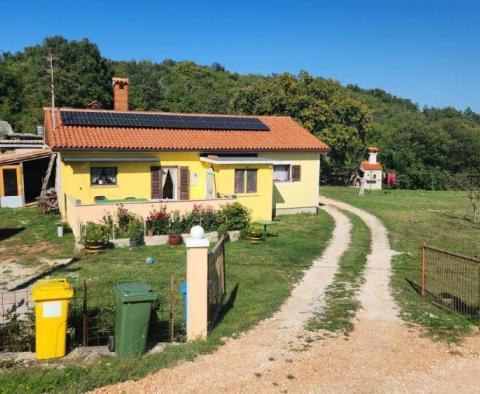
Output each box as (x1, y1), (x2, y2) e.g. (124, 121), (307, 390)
(247, 227), (264, 244)
(146, 226), (154, 237)
(168, 211), (184, 245)
(146, 206), (170, 236)
(81, 222), (110, 252)
(127, 219), (144, 247)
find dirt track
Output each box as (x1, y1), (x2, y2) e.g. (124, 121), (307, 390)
(93, 199), (480, 394)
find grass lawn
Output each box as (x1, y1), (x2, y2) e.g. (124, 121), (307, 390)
(321, 186), (480, 342)
(0, 207), (75, 266)
(0, 211), (334, 393)
(307, 212), (370, 334)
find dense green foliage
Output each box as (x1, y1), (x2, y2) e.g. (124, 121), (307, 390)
(1, 36), (479, 189)
(348, 86), (480, 189)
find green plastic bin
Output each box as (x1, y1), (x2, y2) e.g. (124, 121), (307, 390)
(113, 282), (158, 357)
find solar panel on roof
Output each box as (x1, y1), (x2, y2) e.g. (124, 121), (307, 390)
(60, 111), (269, 131)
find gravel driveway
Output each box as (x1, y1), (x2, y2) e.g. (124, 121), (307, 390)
(93, 199), (480, 394)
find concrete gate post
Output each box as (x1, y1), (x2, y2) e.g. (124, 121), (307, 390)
(185, 225), (210, 341)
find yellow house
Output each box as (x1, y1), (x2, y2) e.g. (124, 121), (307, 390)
(44, 78), (328, 237)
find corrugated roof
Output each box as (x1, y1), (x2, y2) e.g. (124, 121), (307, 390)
(0, 139), (44, 145)
(0, 149), (51, 165)
(44, 108), (329, 152)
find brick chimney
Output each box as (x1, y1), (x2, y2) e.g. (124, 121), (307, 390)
(368, 147), (379, 164)
(112, 77), (129, 111)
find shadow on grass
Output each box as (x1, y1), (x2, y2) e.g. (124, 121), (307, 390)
(9, 257), (79, 291)
(0, 227), (25, 241)
(406, 278), (422, 295)
(213, 283), (239, 329)
(406, 278), (480, 319)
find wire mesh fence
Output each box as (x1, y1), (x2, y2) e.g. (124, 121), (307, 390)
(0, 275), (186, 353)
(422, 243), (480, 321)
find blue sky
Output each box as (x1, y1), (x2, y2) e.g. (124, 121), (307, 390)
(2, 0), (479, 111)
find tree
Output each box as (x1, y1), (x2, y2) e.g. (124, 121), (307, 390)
(230, 71), (371, 180)
(0, 36), (112, 131)
(455, 174), (480, 223)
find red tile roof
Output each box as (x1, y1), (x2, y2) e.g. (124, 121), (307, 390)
(361, 161), (382, 170)
(44, 108), (329, 152)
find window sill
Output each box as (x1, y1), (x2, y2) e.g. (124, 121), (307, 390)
(91, 184), (118, 188)
(235, 193), (260, 197)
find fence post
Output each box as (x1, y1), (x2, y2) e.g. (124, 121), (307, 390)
(82, 279), (88, 347)
(421, 242), (426, 297)
(169, 274), (174, 342)
(185, 225), (209, 341)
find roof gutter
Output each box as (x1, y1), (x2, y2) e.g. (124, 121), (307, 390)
(63, 157), (160, 163)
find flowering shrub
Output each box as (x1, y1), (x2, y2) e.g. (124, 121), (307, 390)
(146, 205), (170, 235)
(114, 204), (139, 238)
(184, 204), (218, 232)
(95, 202), (250, 239)
(168, 210), (188, 234)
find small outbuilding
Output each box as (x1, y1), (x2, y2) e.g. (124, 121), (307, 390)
(357, 147), (383, 190)
(0, 121), (54, 208)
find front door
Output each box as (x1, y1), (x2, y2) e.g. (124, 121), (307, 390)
(161, 167), (178, 200)
(0, 165), (22, 208)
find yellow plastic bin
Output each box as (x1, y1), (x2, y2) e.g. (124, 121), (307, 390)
(32, 278), (73, 360)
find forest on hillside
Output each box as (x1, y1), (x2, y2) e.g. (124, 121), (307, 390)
(1, 36), (479, 189)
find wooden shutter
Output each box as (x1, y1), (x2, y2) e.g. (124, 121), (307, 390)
(291, 165), (301, 182)
(151, 166), (162, 199)
(179, 166), (190, 200)
(246, 169), (257, 193)
(234, 169), (245, 194)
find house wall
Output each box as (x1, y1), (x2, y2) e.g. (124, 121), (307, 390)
(261, 152), (320, 215)
(213, 163), (273, 221)
(59, 151), (274, 221)
(365, 169), (383, 190)
(59, 151), (209, 214)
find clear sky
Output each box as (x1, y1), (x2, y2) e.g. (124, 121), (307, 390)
(2, 0), (479, 112)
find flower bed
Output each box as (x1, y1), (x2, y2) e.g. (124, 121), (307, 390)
(110, 230), (241, 248)
(80, 202), (249, 248)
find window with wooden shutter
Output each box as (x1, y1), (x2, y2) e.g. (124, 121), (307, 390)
(151, 166), (162, 199)
(179, 166), (190, 200)
(291, 165), (301, 182)
(246, 169), (257, 193)
(234, 169), (245, 193)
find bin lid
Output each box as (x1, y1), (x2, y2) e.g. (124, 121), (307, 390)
(115, 282), (158, 303)
(32, 278), (73, 301)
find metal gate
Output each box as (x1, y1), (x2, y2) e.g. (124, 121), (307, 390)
(421, 243), (480, 320)
(207, 236), (226, 328)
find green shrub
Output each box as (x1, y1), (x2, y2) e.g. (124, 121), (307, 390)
(239, 226), (251, 240)
(217, 223), (229, 241)
(127, 218), (144, 242)
(216, 203), (250, 231)
(184, 204), (218, 232)
(115, 204), (138, 237)
(168, 210), (186, 235)
(81, 222), (110, 244)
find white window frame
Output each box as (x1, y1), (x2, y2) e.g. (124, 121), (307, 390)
(273, 164), (291, 182)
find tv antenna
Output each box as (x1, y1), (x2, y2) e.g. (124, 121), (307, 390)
(47, 48), (56, 131)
